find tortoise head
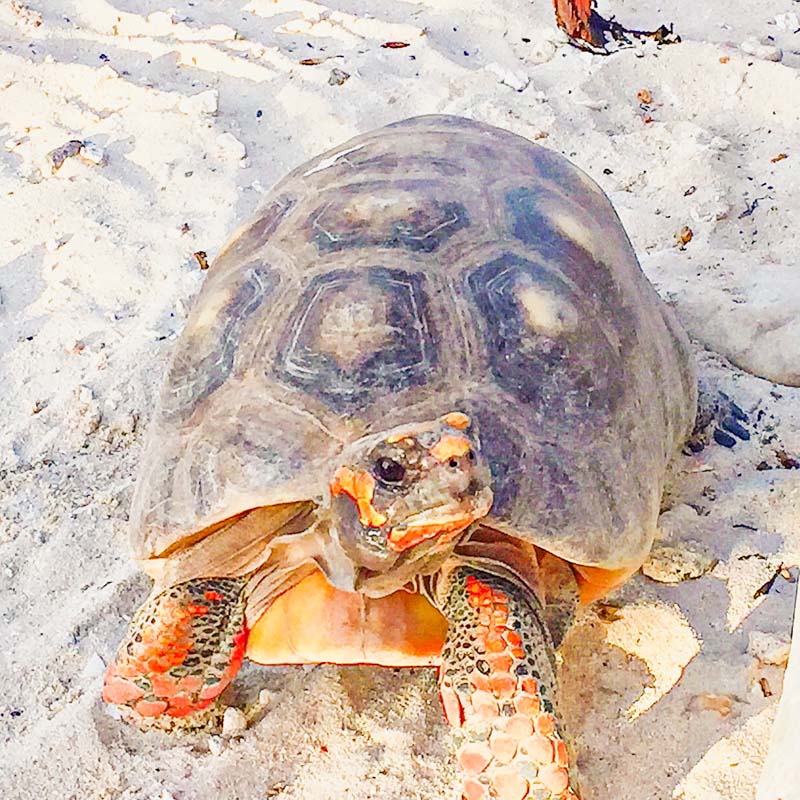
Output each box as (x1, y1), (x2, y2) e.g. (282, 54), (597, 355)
(328, 412), (493, 590)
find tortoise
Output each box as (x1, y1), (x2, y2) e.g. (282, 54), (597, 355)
(103, 114), (697, 800)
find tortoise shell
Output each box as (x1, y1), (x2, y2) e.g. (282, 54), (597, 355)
(130, 115), (696, 582)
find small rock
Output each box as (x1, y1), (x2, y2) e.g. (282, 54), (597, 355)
(485, 62), (530, 92)
(216, 132), (246, 161)
(79, 141), (107, 166)
(81, 653), (106, 679)
(77, 385), (94, 405)
(328, 68), (350, 86)
(774, 12), (799, 32)
(158, 791), (177, 800)
(694, 693), (733, 716)
(222, 707), (247, 737)
(104, 703), (122, 721)
(748, 631), (791, 666)
(642, 543), (716, 584)
(178, 89), (219, 115)
(741, 37), (782, 62)
(46, 140), (83, 173)
(208, 735), (225, 755)
(258, 689), (272, 707)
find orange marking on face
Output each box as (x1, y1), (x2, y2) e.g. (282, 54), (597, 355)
(429, 433), (472, 462)
(330, 466), (388, 529)
(385, 432), (412, 444)
(442, 411), (470, 430)
(386, 514), (476, 553)
(204, 590), (224, 602)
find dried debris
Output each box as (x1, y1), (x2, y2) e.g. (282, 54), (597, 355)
(771, 153), (788, 163)
(328, 68), (350, 86)
(693, 693), (733, 717)
(193, 251), (210, 270)
(676, 226), (693, 247)
(46, 140), (107, 174)
(381, 41), (410, 49)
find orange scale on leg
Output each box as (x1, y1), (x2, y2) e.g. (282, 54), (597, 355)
(534, 713), (556, 736)
(554, 739), (569, 768)
(489, 674), (517, 698)
(521, 678), (539, 695)
(490, 767), (529, 800)
(538, 764), (569, 794)
(459, 743), (494, 774)
(510, 647), (526, 660)
(486, 653), (513, 673)
(468, 670), (492, 691)
(471, 690), (500, 719)
(505, 631), (522, 647)
(134, 698), (169, 717)
(441, 683), (465, 727)
(149, 673), (181, 698)
(102, 675), (145, 705)
(177, 675), (203, 694)
(462, 777), (488, 800)
(514, 694), (541, 716)
(485, 637), (506, 654)
(488, 731), (517, 764)
(504, 714), (534, 738)
(520, 732), (554, 764)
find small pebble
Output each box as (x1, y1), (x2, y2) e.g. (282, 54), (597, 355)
(774, 12), (799, 31)
(748, 631), (791, 666)
(485, 62), (530, 92)
(216, 132), (247, 161)
(77, 385), (93, 405)
(80, 141), (107, 166)
(81, 653), (106, 679)
(222, 707), (247, 737)
(328, 68), (350, 86)
(208, 735), (225, 755)
(740, 37), (782, 62)
(258, 689), (272, 707)
(178, 89), (219, 115)
(642, 543), (716, 583)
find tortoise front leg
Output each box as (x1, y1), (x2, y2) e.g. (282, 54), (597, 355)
(438, 568), (580, 800)
(103, 577), (248, 724)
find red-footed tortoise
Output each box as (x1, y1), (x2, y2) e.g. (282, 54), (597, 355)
(104, 115), (698, 800)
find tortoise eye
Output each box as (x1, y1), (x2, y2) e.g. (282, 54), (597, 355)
(373, 458), (406, 484)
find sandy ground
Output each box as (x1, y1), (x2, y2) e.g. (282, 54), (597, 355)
(1, 1), (799, 799)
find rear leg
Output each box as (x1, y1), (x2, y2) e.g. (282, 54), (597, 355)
(103, 577), (248, 726)
(436, 567), (580, 800)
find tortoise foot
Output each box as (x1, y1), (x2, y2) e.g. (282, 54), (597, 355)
(686, 386), (751, 452)
(103, 577), (248, 725)
(554, 0), (680, 54)
(438, 568), (581, 800)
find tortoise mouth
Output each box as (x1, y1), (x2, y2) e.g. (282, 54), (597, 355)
(385, 487), (493, 553)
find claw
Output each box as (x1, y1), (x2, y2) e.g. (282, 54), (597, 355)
(721, 417), (750, 441)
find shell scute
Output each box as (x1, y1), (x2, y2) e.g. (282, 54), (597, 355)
(303, 181), (470, 254)
(273, 267), (438, 413)
(161, 262), (279, 421)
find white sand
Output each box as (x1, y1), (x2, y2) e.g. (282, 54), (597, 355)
(1, 1), (799, 798)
